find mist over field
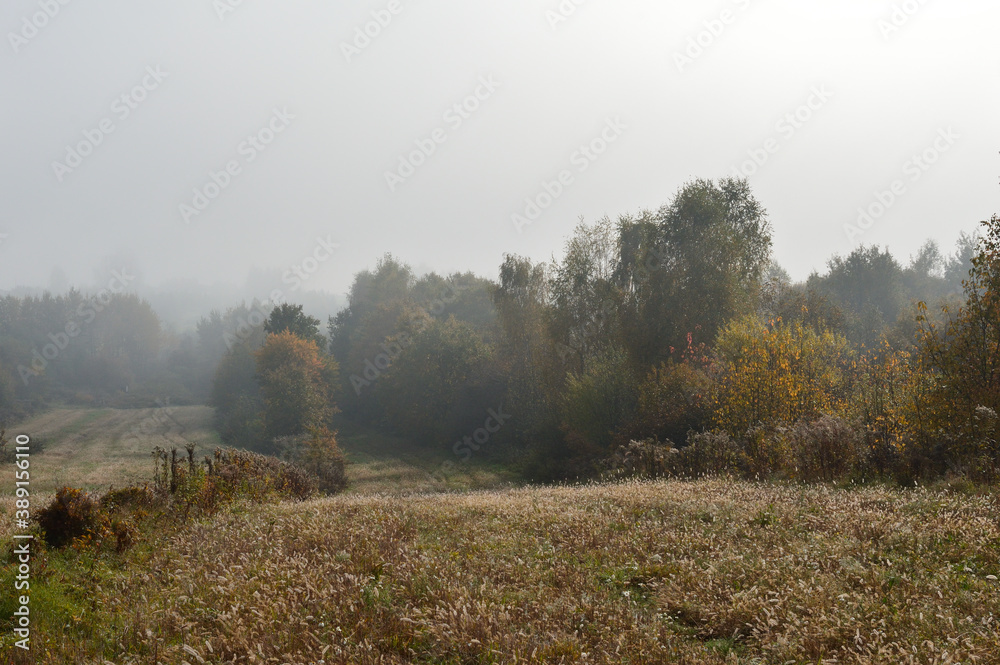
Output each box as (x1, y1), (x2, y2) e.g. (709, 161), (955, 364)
(3, 2), (1000, 663)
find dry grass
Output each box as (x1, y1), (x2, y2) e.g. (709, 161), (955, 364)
(2, 406), (219, 496)
(24, 479), (996, 664)
(3, 408), (1000, 663)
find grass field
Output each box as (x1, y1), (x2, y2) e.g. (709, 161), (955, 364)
(2, 408), (1000, 663)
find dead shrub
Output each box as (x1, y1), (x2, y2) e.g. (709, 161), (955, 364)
(783, 415), (863, 482)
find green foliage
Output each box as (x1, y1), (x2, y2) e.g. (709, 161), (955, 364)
(616, 178), (773, 367)
(211, 342), (266, 449)
(379, 316), (497, 444)
(561, 346), (636, 459)
(631, 359), (712, 446)
(550, 217), (623, 372)
(265, 303), (326, 349)
(808, 245), (907, 349)
(0, 291), (165, 411)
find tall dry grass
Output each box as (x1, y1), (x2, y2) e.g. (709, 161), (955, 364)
(40, 478), (999, 664)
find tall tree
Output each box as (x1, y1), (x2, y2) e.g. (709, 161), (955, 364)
(616, 178), (772, 367)
(255, 331), (337, 439)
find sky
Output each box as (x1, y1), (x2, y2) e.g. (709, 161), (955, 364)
(1, 0), (997, 304)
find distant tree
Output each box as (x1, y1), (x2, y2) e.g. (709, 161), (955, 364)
(771, 286), (845, 335)
(809, 245), (906, 349)
(379, 316), (497, 444)
(255, 331), (337, 439)
(902, 240), (949, 304)
(561, 346), (636, 460)
(944, 230), (980, 292)
(492, 255), (567, 475)
(265, 303), (325, 349)
(411, 271), (498, 333)
(210, 343), (265, 449)
(329, 254), (415, 361)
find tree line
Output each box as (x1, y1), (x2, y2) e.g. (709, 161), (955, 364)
(1, 177), (991, 483)
(209, 177), (989, 483)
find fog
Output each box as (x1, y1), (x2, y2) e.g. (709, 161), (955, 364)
(2, 0), (997, 309)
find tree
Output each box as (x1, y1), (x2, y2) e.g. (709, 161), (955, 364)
(616, 178), (772, 368)
(379, 316), (497, 444)
(492, 255), (567, 476)
(550, 217), (623, 374)
(265, 303), (325, 349)
(210, 342), (265, 449)
(809, 245), (907, 349)
(329, 254), (415, 362)
(561, 346), (636, 460)
(255, 331), (338, 439)
(944, 230), (980, 292)
(915, 215), (1000, 478)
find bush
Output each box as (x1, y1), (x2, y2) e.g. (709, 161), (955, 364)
(206, 448), (319, 502)
(279, 427), (348, 494)
(782, 415), (864, 482)
(34, 488), (104, 548)
(631, 360), (712, 445)
(561, 346), (637, 458)
(679, 431), (749, 477)
(713, 316), (852, 437)
(101, 485), (158, 511)
(604, 432), (747, 480)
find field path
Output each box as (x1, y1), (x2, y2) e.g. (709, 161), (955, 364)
(6, 405), (218, 495)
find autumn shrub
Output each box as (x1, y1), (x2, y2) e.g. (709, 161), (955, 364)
(279, 427), (348, 494)
(603, 439), (677, 478)
(912, 215), (1000, 482)
(206, 448), (319, 502)
(34, 487), (105, 548)
(846, 342), (915, 475)
(605, 432), (747, 479)
(712, 316), (853, 437)
(101, 485), (158, 511)
(678, 430), (748, 476)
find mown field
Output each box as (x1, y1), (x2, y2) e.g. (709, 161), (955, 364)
(2, 408), (1000, 664)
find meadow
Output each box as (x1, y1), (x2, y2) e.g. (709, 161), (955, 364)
(2, 407), (999, 664)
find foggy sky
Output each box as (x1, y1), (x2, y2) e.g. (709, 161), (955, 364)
(2, 0), (997, 302)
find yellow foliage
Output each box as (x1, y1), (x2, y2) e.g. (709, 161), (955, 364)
(712, 316), (852, 436)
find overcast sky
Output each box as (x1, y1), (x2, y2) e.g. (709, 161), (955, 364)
(1, 0), (997, 299)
